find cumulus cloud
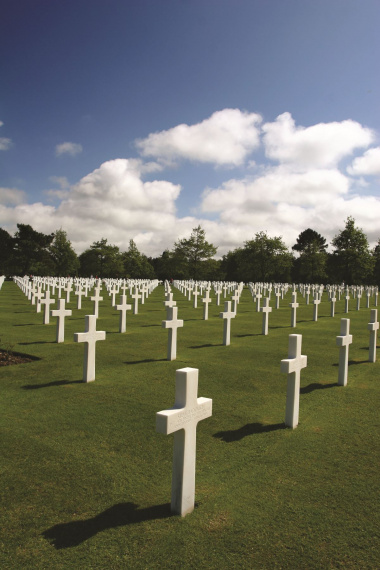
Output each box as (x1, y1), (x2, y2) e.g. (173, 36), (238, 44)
(0, 158), (183, 256)
(0, 187), (26, 205)
(136, 108), (262, 166)
(55, 142), (83, 157)
(262, 112), (374, 168)
(1, 111), (380, 259)
(201, 164), (380, 252)
(347, 147), (380, 176)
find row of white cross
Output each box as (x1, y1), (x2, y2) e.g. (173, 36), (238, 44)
(10, 277), (379, 518)
(156, 311), (378, 517)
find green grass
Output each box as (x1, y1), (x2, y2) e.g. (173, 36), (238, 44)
(0, 281), (379, 569)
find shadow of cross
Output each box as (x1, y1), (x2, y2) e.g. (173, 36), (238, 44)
(42, 502), (172, 549)
(156, 368), (212, 517)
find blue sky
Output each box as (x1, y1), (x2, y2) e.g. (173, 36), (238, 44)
(1, 0), (379, 256)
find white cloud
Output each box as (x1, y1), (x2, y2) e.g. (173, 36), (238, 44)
(262, 112), (374, 168)
(347, 147), (380, 176)
(1, 111), (379, 260)
(136, 108), (262, 166)
(0, 121), (12, 151)
(0, 187), (26, 205)
(0, 159), (183, 256)
(55, 142), (83, 157)
(201, 165), (380, 253)
(0, 138), (12, 151)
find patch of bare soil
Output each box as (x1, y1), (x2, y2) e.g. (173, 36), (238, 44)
(0, 349), (35, 366)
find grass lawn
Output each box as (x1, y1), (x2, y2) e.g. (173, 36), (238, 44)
(1, 280), (379, 569)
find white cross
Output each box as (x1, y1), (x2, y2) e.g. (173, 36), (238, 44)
(131, 287), (141, 315)
(192, 288), (200, 309)
(260, 297), (272, 335)
(330, 295), (336, 317)
(280, 334), (307, 428)
(74, 315), (106, 382)
(51, 299), (72, 343)
(34, 286), (44, 313)
(336, 318), (353, 386)
(202, 289), (212, 320)
(164, 293), (176, 318)
(91, 288), (103, 318)
(255, 292), (262, 312)
(40, 290), (55, 324)
(231, 290), (239, 314)
(116, 294), (132, 333)
(162, 306), (184, 360)
(75, 286), (86, 310)
(65, 281), (72, 303)
(313, 294), (321, 321)
(275, 289), (281, 309)
(368, 309), (379, 363)
(344, 291), (350, 314)
(289, 292), (299, 328)
(356, 294), (362, 311)
(156, 367), (212, 516)
(109, 284), (119, 307)
(219, 301), (235, 346)
(215, 288), (222, 306)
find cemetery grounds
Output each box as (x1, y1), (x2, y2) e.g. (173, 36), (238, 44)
(0, 280), (379, 569)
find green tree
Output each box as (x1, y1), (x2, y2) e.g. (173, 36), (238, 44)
(49, 229), (79, 276)
(0, 228), (14, 275)
(13, 224), (54, 275)
(292, 228), (328, 283)
(330, 217), (374, 284)
(79, 238), (123, 277)
(371, 239), (380, 286)
(122, 240), (155, 279)
(172, 226), (217, 279)
(241, 231), (293, 283)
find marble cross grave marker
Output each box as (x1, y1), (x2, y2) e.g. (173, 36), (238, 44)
(91, 288), (103, 319)
(260, 297), (272, 335)
(156, 367), (212, 517)
(162, 306), (184, 361)
(219, 301), (236, 346)
(202, 289), (212, 320)
(280, 334), (307, 428)
(41, 290), (55, 325)
(116, 294), (132, 333)
(51, 299), (72, 343)
(289, 292), (299, 328)
(74, 315), (106, 382)
(336, 318), (353, 386)
(368, 309), (379, 363)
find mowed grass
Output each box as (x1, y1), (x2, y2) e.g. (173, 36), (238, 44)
(0, 280), (379, 569)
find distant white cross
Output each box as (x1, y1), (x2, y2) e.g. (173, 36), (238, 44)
(162, 306), (184, 360)
(336, 318), (353, 386)
(40, 290), (55, 324)
(260, 297), (272, 335)
(51, 299), (72, 343)
(280, 334), (307, 428)
(313, 294), (321, 321)
(74, 315), (106, 382)
(219, 301), (235, 346)
(75, 286), (86, 310)
(156, 367), (212, 516)
(289, 292), (299, 328)
(131, 287), (141, 315)
(116, 294), (132, 333)
(202, 289), (212, 320)
(91, 287), (103, 318)
(368, 309), (379, 363)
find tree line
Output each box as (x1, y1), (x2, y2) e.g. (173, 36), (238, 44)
(1, 218), (379, 285)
